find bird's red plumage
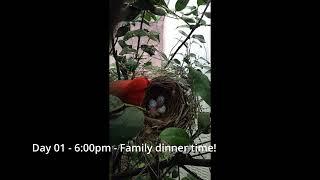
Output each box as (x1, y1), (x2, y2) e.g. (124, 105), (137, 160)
(109, 77), (150, 106)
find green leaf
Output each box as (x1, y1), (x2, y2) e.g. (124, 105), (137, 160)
(192, 34), (206, 43)
(123, 29), (149, 41)
(158, 51), (169, 61)
(115, 25), (130, 37)
(178, 30), (188, 37)
(188, 67), (211, 106)
(109, 107), (144, 145)
(118, 40), (132, 49)
(187, 6), (197, 10)
(171, 169), (179, 178)
(144, 61), (152, 66)
(147, 11), (158, 21)
(199, 57), (210, 64)
(176, 25), (190, 29)
(189, 25), (198, 29)
(119, 47), (137, 55)
(160, 127), (192, 146)
(134, 29), (149, 37)
(138, 19), (150, 26)
(123, 6), (141, 21)
(133, 0), (154, 10)
(184, 9), (198, 16)
(189, 53), (197, 58)
(125, 58), (138, 72)
(198, 112), (210, 130)
(183, 55), (190, 64)
(109, 95), (125, 113)
(204, 12), (211, 18)
(197, 0), (208, 6)
(175, 0), (190, 11)
(152, 6), (167, 16)
(181, 16), (196, 23)
(144, 12), (151, 21)
(154, 0), (168, 7)
(148, 31), (160, 42)
(199, 19), (207, 26)
(174, 59), (181, 64)
(123, 31), (135, 41)
(141, 44), (156, 56)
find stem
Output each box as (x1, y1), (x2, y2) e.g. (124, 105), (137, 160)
(131, 11), (146, 80)
(111, 37), (121, 80)
(191, 151), (212, 158)
(164, 0), (211, 69)
(135, 11), (145, 59)
(131, 37), (150, 80)
(109, 37), (118, 54)
(169, 37), (183, 57)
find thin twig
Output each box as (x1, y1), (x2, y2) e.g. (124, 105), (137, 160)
(111, 37), (121, 80)
(191, 151), (211, 158)
(109, 36), (118, 54)
(169, 36), (183, 57)
(131, 38), (150, 79)
(131, 11), (146, 80)
(195, 140), (211, 146)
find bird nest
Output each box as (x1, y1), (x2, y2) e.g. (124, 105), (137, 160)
(137, 76), (197, 142)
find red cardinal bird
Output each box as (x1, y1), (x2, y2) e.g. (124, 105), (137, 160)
(109, 77), (150, 106)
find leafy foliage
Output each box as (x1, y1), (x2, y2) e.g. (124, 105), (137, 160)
(160, 127), (192, 146)
(109, 106), (144, 145)
(197, 0), (208, 6)
(109, 95), (125, 113)
(188, 67), (211, 106)
(175, 0), (190, 11)
(198, 112), (211, 134)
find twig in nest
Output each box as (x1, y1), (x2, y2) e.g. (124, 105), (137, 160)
(145, 116), (167, 127)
